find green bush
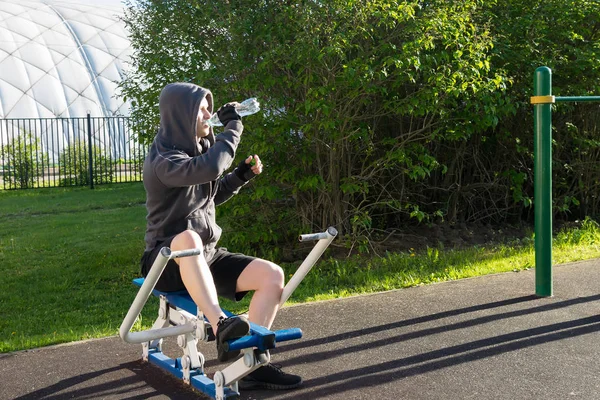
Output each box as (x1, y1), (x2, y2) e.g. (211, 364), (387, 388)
(120, 0), (600, 253)
(1, 132), (46, 189)
(128, 141), (147, 175)
(122, 0), (506, 245)
(59, 140), (114, 186)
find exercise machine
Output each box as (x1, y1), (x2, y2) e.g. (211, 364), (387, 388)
(120, 227), (337, 399)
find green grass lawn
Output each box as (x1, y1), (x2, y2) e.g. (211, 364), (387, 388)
(1, 183), (600, 353)
(0, 184), (149, 352)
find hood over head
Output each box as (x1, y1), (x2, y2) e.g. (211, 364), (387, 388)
(156, 82), (214, 156)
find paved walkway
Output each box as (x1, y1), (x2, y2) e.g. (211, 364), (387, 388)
(2, 259), (600, 400)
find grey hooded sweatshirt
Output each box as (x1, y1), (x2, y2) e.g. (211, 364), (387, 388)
(142, 82), (249, 262)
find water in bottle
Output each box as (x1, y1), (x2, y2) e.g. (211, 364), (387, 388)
(205, 97), (260, 127)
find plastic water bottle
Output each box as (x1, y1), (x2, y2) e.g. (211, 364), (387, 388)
(206, 97), (260, 127)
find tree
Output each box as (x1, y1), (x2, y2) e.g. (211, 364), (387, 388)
(121, 1), (508, 249)
(484, 0), (600, 220)
(1, 131), (46, 189)
(58, 140), (114, 186)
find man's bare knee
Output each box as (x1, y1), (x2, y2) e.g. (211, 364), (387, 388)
(272, 265), (285, 289)
(237, 260), (284, 293)
(171, 230), (203, 251)
(261, 263), (285, 292)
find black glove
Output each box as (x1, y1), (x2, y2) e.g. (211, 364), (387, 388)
(217, 103), (241, 126)
(234, 158), (256, 182)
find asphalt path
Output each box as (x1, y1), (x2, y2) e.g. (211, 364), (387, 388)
(2, 259), (599, 399)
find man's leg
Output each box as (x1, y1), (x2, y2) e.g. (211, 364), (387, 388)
(235, 259), (284, 329)
(171, 230), (225, 329)
(171, 230), (249, 361)
(235, 259), (302, 390)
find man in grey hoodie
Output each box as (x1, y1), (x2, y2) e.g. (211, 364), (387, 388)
(140, 82), (301, 390)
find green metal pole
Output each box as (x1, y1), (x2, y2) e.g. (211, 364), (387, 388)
(555, 96), (600, 103)
(533, 66), (553, 297)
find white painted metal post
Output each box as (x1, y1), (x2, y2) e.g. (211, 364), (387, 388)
(279, 227), (338, 307)
(119, 247), (203, 343)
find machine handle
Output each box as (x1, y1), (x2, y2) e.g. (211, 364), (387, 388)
(119, 247), (201, 343)
(299, 226), (338, 242)
(280, 227), (337, 307)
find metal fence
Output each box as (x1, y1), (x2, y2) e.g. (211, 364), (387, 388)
(0, 114), (147, 190)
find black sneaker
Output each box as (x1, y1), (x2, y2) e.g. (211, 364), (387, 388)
(215, 316), (250, 362)
(239, 363), (302, 390)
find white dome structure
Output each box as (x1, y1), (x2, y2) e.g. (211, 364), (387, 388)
(0, 0), (131, 119)
(0, 0), (138, 187)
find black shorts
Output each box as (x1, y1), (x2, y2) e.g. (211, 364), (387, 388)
(140, 238), (255, 301)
